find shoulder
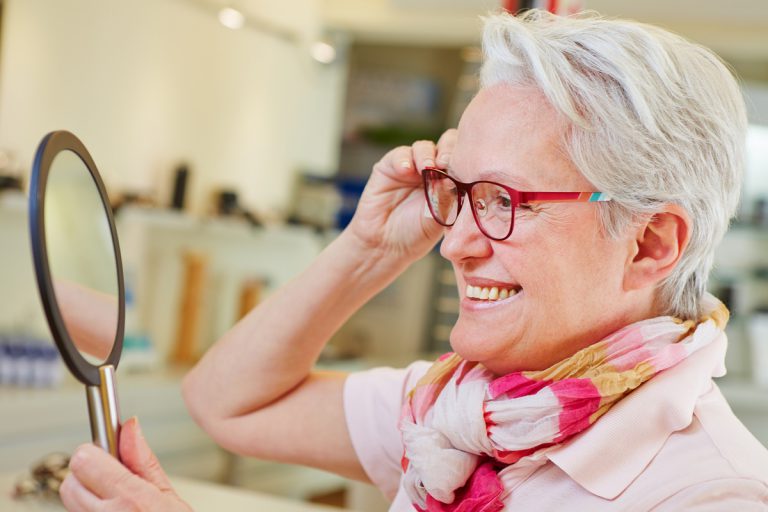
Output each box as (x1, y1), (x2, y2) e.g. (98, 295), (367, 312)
(345, 360), (432, 408)
(541, 376), (768, 508)
(692, 382), (768, 481)
(633, 383), (768, 508)
(650, 478), (768, 511)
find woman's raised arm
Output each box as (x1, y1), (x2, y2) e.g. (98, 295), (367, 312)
(182, 132), (455, 479)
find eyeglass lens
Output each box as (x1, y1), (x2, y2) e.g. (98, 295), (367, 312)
(424, 170), (514, 240)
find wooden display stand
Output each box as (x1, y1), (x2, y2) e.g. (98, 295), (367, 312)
(170, 251), (208, 366)
(237, 278), (263, 320)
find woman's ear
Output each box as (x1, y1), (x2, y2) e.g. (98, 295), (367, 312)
(623, 204), (691, 292)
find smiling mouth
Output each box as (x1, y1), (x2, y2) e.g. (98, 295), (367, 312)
(465, 285), (522, 302)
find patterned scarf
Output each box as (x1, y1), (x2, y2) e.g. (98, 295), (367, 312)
(399, 295), (728, 511)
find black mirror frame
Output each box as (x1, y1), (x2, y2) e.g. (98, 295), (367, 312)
(29, 130), (125, 386)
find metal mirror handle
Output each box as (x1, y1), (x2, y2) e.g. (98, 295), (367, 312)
(85, 365), (121, 460)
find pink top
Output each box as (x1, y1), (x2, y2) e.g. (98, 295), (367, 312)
(344, 335), (768, 510)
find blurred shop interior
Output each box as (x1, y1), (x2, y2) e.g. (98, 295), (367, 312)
(0, 0), (767, 510)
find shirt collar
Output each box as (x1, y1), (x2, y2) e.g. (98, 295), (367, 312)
(544, 332), (727, 500)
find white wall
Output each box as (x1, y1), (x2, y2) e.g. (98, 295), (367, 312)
(744, 83), (768, 126)
(741, 83), (768, 210)
(0, 194), (49, 337)
(321, 0), (488, 45)
(0, 0), (346, 215)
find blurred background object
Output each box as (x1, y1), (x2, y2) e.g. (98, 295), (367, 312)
(0, 0), (766, 511)
(12, 452), (69, 501)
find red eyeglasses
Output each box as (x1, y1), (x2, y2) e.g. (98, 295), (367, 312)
(422, 167), (611, 241)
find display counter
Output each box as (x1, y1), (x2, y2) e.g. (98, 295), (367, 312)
(0, 473), (343, 511)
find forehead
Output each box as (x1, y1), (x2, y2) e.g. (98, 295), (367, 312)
(451, 84), (591, 191)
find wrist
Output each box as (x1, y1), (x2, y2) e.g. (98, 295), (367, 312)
(332, 229), (411, 290)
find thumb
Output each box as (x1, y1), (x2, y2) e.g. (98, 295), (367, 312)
(119, 417), (174, 492)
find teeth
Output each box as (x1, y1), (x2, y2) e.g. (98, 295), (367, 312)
(465, 285), (519, 301)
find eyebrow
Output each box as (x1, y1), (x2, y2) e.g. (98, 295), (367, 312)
(479, 170), (534, 188)
(446, 167), (534, 190)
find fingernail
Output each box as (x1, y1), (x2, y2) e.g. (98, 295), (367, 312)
(129, 416), (145, 440)
(437, 153), (450, 166)
(423, 158), (435, 168)
(71, 447), (88, 467)
(400, 160), (412, 169)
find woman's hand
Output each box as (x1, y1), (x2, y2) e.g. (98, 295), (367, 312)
(347, 129), (457, 262)
(60, 418), (191, 512)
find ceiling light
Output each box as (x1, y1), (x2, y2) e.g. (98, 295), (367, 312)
(310, 41), (337, 64)
(218, 7), (245, 30)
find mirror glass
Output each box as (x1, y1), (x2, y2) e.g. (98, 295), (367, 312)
(44, 150), (119, 365)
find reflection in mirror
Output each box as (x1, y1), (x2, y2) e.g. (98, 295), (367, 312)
(44, 149), (119, 364)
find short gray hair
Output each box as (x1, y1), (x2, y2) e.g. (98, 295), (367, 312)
(480, 9), (748, 319)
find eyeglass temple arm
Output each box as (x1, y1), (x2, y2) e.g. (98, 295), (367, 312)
(420, 168), (611, 204)
(520, 191), (611, 204)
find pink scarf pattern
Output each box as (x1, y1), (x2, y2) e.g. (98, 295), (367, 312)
(399, 296), (728, 511)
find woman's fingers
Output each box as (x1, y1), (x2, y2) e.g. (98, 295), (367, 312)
(372, 129), (458, 187)
(413, 129), (457, 171)
(371, 146), (420, 190)
(64, 433), (191, 512)
(412, 140), (438, 171)
(436, 129), (458, 168)
(68, 443), (143, 500)
(59, 472), (102, 511)
(379, 145), (416, 173)
(119, 417), (173, 492)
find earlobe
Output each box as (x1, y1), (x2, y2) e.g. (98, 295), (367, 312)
(623, 206), (691, 291)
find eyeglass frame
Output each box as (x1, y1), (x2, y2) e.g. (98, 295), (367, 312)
(421, 167), (611, 241)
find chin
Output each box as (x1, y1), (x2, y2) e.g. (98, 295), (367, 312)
(448, 322), (507, 369)
(449, 322), (551, 375)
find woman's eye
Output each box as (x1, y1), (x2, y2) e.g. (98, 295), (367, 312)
(495, 195), (512, 209)
(517, 203), (541, 216)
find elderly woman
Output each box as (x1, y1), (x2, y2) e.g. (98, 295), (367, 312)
(60, 9), (767, 512)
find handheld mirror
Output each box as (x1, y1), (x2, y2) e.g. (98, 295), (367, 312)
(29, 130), (124, 459)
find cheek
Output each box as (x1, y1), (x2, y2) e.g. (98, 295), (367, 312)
(515, 233), (622, 304)
(548, 244), (627, 317)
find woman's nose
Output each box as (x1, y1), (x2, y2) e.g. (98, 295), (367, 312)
(440, 200), (492, 262)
